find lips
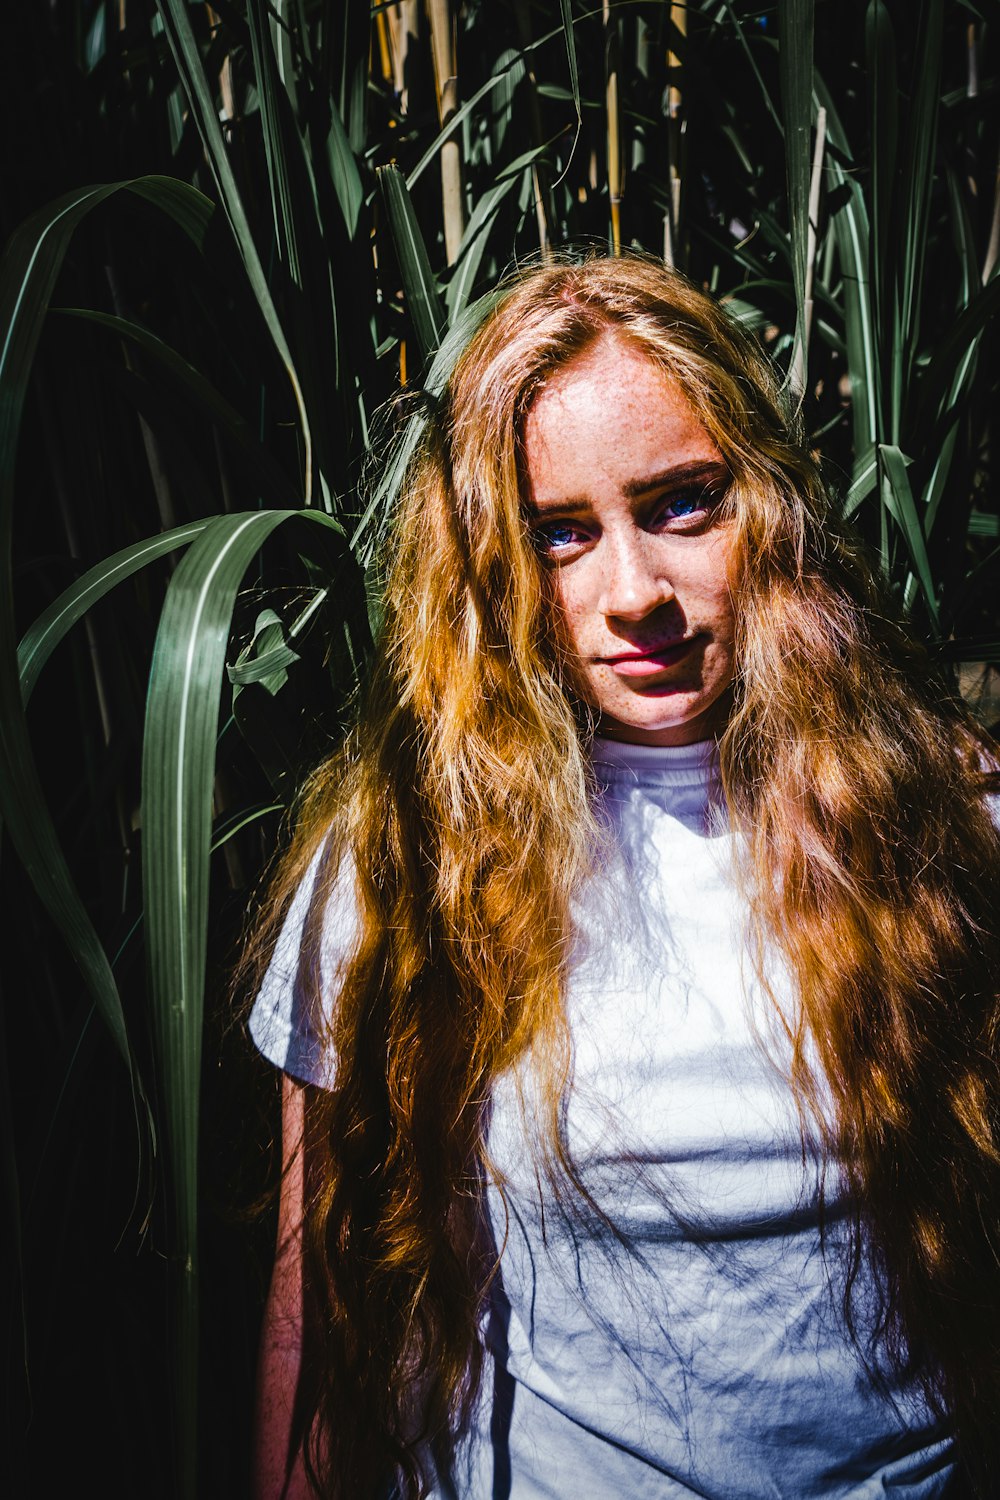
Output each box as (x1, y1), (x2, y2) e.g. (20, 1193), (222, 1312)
(599, 636), (699, 676)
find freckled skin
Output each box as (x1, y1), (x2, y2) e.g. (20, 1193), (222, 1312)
(522, 335), (738, 747)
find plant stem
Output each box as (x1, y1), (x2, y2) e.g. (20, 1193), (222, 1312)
(428, 0), (465, 265)
(604, 0), (622, 255)
(663, 1), (686, 267)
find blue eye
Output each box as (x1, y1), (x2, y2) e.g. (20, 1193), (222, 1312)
(665, 491), (701, 518)
(533, 521), (582, 553)
(659, 484), (722, 524)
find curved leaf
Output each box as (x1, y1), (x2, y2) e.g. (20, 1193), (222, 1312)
(778, 0), (815, 389)
(351, 288), (509, 564)
(153, 0), (314, 501)
(17, 521), (210, 705)
(445, 145), (547, 318)
(879, 443), (940, 631)
(814, 70), (877, 471)
(0, 177), (216, 1085)
(141, 504), (348, 1490)
(55, 310), (301, 508)
(915, 273), (1000, 435)
(720, 1), (783, 134)
(558, 0), (581, 126)
(377, 164), (446, 366)
(405, 15), (581, 190)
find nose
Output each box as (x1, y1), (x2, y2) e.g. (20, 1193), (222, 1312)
(596, 525), (675, 621)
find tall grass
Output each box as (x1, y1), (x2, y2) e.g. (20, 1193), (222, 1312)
(2, 3), (998, 1493)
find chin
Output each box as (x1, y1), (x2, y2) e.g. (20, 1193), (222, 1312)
(597, 716), (714, 746)
(596, 689), (731, 745)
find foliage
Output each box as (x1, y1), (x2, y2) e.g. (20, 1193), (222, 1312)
(2, 2), (998, 1493)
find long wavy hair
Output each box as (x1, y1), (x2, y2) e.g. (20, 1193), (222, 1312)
(243, 255), (1000, 1497)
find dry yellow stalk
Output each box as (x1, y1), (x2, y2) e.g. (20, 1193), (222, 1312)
(604, 0), (622, 255)
(428, 0), (465, 265)
(663, 3), (686, 267)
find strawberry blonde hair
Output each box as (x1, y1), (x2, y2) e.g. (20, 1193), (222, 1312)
(244, 256), (1000, 1497)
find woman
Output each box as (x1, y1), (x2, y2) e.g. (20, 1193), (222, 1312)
(247, 257), (1000, 1498)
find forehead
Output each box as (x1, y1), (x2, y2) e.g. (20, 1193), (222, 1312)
(521, 335), (721, 503)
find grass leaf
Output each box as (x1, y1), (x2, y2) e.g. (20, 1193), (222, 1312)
(866, 0), (898, 437)
(18, 521), (210, 705)
(55, 309), (301, 507)
(377, 163), (446, 366)
(351, 287), (508, 565)
(559, 0), (581, 126)
(153, 0), (313, 500)
(0, 178), (217, 1088)
(878, 443), (940, 631)
(141, 504), (349, 1492)
(778, 0), (815, 391)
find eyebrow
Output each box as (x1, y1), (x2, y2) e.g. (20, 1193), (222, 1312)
(622, 460), (729, 498)
(528, 459), (729, 512)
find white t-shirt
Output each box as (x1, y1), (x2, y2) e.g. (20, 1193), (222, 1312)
(250, 736), (956, 1498)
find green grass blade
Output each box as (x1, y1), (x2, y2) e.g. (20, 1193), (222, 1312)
(939, 635), (1000, 666)
(351, 288), (509, 565)
(0, 180), (205, 1083)
(922, 422), (961, 545)
(329, 0), (369, 152)
(866, 0), (898, 437)
(153, 0), (313, 500)
(843, 448), (878, 518)
(446, 175), (521, 319)
(720, 1), (784, 135)
(898, 0), (944, 372)
(269, 0), (300, 119)
(141, 504), (348, 1493)
(488, 45), (525, 158)
(778, 0), (815, 392)
(915, 273), (1000, 432)
(210, 801), (283, 853)
(920, 168), (983, 536)
(878, 443), (940, 631)
(813, 73), (879, 468)
(815, 63), (875, 468)
(247, 0), (304, 286)
(324, 91), (364, 240)
(55, 310), (301, 506)
(558, 0), (581, 125)
(0, 651), (133, 1067)
(445, 139), (554, 319)
(946, 164), (979, 309)
(17, 521), (209, 705)
(819, 118), (877, 461)
(377, 164), (446, 366)
(405, 18), (575, 192)
(866, 0), (898, 267)
(228, 607), (301, 691)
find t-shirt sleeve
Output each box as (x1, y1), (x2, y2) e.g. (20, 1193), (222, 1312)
(248, 838), (360, 1090)
(987, 790), (1000, 830)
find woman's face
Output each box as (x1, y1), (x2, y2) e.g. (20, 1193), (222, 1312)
(521, 334), (737, 746)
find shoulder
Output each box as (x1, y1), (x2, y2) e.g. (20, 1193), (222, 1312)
(968, 742), (1000, 829)
(248, 834), (361, 1089)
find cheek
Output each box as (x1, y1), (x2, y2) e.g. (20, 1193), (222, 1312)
(534, 567), (587, 670)
(548, 571), (593, 641)
(698, 538), (737, 625)
(543, 580), (609, 691)
(711, 579), (737, 635)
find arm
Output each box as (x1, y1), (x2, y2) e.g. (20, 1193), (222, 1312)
(254, 1073), (314, 1500)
